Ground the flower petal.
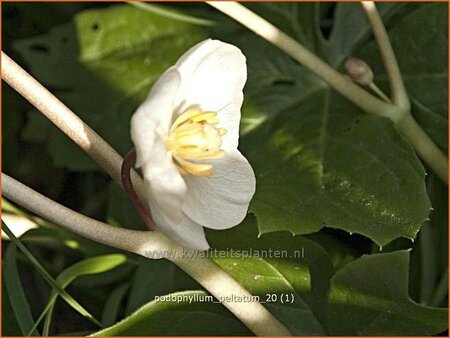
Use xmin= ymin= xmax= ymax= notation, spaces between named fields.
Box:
xmin=175 ymin=39 xmax=247 ymax=120
xmin=140 ymin=136 xmax=210 ymax=250
xmin=131 ymin=68 xmax=181 ymax=167
xmin=150 ymin=203 xmax=210 ymax=250
xmin=141 ymin=135 xmax=186 ymax=223
xmin=216 ymin=91 xmax=243 ymax=151
xmin=182 ymin=149 xmax=256 ymax=230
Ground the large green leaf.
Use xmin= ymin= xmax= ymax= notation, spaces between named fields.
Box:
xmin=358 ymin=3 xmax=448 ymax=151
xmin=247 ymin=93 xmax=430 ymax=247
xmin=327 ymin=251 xmax=448 ymax=335
xmin=206 ymin=216 xmax=335 ymax=335
xmin=210 ymin=3 xmax=432 ymax=246
xmin=14 ymin=5 xmax=204 ymax=170
xmin=93 ymin=290 xmax=252 ymax=336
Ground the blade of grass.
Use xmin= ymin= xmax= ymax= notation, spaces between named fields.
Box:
xmin=4 ymin=242 xmax=39 ymax=336
xmin=127 ymin=1 xmax=215 ymax=26
xmin=41 ymin=254 xmax=127 ymax=335
xmin=2 ymin=222 xmax=102 ymax=330
xmin=2 ymin=274 xmax=23 ymax=335
xmin=101 ymin=283 xmax=130 ymax=326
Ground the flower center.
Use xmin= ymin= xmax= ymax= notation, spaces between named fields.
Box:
xmin=165 ymin=107 xmax=226 ymax=176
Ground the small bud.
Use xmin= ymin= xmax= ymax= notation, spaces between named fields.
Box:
xmin=345 ymin=57 xmax=374 ymax=86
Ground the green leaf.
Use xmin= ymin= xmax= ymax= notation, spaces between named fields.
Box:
xmin=93 ymin=291 xmax=252 ymax=336
xmin=358 ymin=3 xmax=448 ymax=151
xmin=3 ymin=243 xmax=39 ymax=336
xmin=246 ymin=3 xmax=322 ymax=52
xmin=2 ymin=274 xmax=23 ymax=336
xmin=210 ymin=3 xmax=431 ymax=246
xmin=14 ymin=4 xmax=205 ymax=170
xmin=327 ymin=250 xmax=448 ymax=335
xmin=40 ymin=254 xmax=127 ymax=335
xmin=248 ymin=97 xmax=430 ymax=247
xmin=125 ymin=257 xmax=201 ymax=315
xmin=206 ymin=216 xmax=335 ymax=335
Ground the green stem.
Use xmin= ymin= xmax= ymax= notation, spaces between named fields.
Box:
xmin=397 ymin=114 xmax=448 ymax=183
xmin=361 ymin=2 xmax=409 ymax=109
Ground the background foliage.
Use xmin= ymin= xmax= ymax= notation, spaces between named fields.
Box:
xmin=2 ymin=2 xmax=448 ymax=336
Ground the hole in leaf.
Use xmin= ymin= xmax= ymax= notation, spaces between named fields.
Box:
xmin=91 ymin=22 xmax=100 ymax=31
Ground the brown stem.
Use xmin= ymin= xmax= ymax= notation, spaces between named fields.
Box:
xmin=121 ymin=148 xmax=156 ymax=230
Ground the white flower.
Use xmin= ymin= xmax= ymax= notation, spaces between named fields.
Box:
xmin=131 ymin=39 xmax=256 ymax=250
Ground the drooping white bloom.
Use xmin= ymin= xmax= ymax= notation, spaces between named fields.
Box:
xmin=131 ymin=39 xmax=256 ymax=250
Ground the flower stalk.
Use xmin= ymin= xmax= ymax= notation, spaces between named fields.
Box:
xmin=361 ymin=1 xmax=409 ymax=109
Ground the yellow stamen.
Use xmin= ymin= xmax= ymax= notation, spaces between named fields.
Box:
xmin=174 ymin=157 xmax=213 ymax=176
xmin=170 ymin=107 xmax=203 ymax=132
xmin=165 ymin=107 xmax=227 ymax=176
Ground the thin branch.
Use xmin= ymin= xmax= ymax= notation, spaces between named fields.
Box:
xmin=361 ymin=2 xmax=410 ymax=109
xmin=1 ymin=52 xmax=147 ymax=202
xmin=2 ymin=173 xmax=166 ymax=254
xmin=2 ymin=174 xmax=292 ymax=336
xmin=206 ymin=1 xmax=402 ymax=121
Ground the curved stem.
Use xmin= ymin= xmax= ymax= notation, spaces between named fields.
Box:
xmin=361 ymin=2 xmax=409 ymax=109
xmin=206 ymin=1 xmax=401 ymax=121
xmin=397 ymin=115 xmax=448 ymax=183
xmin=121 ymin=148 xmax=155 ymax=230
xmin=2 ymin=173 xmax=292 ymax=336
xmin=1 ymin=52 xmax=147 ymax=202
